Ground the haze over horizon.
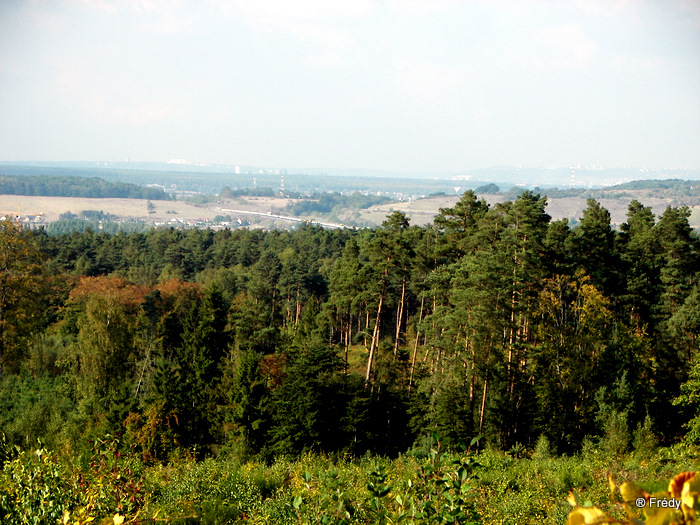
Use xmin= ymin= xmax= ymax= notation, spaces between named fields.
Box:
xmin=1 ymin=0 xmax=699 ymax=176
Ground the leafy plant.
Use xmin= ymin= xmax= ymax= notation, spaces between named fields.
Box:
xmin=565 ymin=471 xmax=700 ymax=525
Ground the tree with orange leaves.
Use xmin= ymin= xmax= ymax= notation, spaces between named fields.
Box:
xmin=66 ymin=276 xmax=148 ymax=403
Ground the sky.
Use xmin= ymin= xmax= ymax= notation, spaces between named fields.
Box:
xmin=1 ymin=0 xmax=699 ymax=173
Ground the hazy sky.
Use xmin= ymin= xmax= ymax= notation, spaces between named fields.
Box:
xmin=1 ymin=0 xmax=699 ymax=172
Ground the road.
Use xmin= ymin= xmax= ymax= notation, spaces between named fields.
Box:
xmin=218 ymin=208 xmax=346 ymax=229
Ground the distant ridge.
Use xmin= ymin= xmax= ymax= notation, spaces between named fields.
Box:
xmin=0 ymin=172 xmax=170 ymax=200
xmin=610 ymin=179 xmax=700 ymax=191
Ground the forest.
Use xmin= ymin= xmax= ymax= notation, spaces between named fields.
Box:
xmin=0 ymin=174 xmax=170 ymax=200
xmin=1 ymin=190 xmax=700 ymax=524
xmin=285 ymin=192 xmax=392 ymax=216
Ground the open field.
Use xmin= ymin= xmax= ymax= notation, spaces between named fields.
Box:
xmin=0 ymin=194 xmax=350 ymax=230
xmin=2 ymin=192 xmax=699 ymax=229
xmin=0 ymin=195 xmax=214 ymax=223
xmin=0 ymin=195 xmax=301 ymax=227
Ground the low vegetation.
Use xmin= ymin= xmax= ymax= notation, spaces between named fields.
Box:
xmin=1 ymin=433 xmax=698 ymax=524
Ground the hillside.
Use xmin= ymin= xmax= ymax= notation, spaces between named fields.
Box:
xmin=359 ymin=179 xmax=700 ymax=229
xmin=1 ymin=176 xmax=699 ymax=230
xmin=369 ymin=195 xmax=700 ymax=229
xmin=0 ymin=173 xmax=169 ymax=200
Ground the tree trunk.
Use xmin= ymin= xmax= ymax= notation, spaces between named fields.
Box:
xmin=408 ymin=295 xmax=425 ymax=392
xmin=365 ymin=291 xmax=384 ymax=386
xmin=393 ymin=274 xmax=407 ymax=356
xmin=344 ymin=316 xmax=351 ymax=373
xmin=479 ymin=377 xmax=488 ymax=435
xmin=365 ymin=267 xmax=389 ymax=386
xmin=468 ymin=333 xmax=475 ymax=405
xmin=294 ymin=294 xmax=302 ymax=328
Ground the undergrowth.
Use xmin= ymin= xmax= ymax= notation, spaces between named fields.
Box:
xmin=1 ymin=434 xmax=698 ymax=524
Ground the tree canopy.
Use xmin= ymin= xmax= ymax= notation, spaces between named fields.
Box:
xmin=1 ymin=193 xmax=699 ymax=459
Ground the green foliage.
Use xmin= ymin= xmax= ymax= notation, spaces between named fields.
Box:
xmin=595 ymin=372 xmax=634 ymax=458
xmin=399 ymin=436 xmax=481 ymax=524
xmin=45 ymin=219 xmax=150 ymax=236
xmin=0 ymin=173 xmax=169 ymax=199
xmin=675 ymin=352 xmax=700 ymax=444
xmin=0 ymin=437 xmax=143 ymax=524
xmin=613 ymin=178 xmax=700 ymax=193
xmin=2 ymin=192 xmax=700 ymax=514
xmin=0 ymin=446 xmax=72 ymax=524
xmin=0 ymin=220 xmax=45 ymax=374
xmin=147 ymin=457 xmax=265 ymax=522
xmin=0 ymin=372 xmax=75 ymax=450
xmin=1 ymin=435 xmax=699 ymax=525
xmin=285 ymin=436 xmax=480 ymax=525
xmin=473 ymin=183 xmax=500 ymax=194
xmin=286 ymin=192 xmax=391 ymax=217
xmin=268 ymin=341 xmax=348 ymax=455
xmin=633 ymin=414 xmax=658 ymax=459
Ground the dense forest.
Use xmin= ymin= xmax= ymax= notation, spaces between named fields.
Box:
xmin=0 ymin=174 xmax=170 ymax=200
xmin=1 ymin=190 xmax=700 ymax=523
xmin=613 ymin=179 xmax=700 ymax=193
xmin=2 ymin=189 xmax=699 ymax=455
xmin=285 ymin=192 xmax=392 ymax=216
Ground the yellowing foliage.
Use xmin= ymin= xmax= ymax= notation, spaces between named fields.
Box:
xmin=566 ymin=472 xmax=700 ymax=525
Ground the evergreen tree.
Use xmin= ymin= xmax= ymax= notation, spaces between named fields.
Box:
xmin=573 ymin=199 xmax=622 ymax=301
xmin=619 ymin=200 xmax=661 ymax=330
xmin=221 ymin=347 xmax=269 ymax=454
xmin=434 ymin=190 xmax=489 ymax=259
xmin=268 ymin=340 xmax=346 ymax=455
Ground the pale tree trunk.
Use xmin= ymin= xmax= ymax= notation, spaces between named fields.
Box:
xmin=408 ymin=295 xmax=425 ymax=392
xmin=344 ymin=315 xmax=352 ymax=373
xmin=365 ymin=268 xmax=388 ymax=386
xmin=507 ymin=275 xmax=517 ymax=399
xmin=479 ymin=341 xmax=492 ymax=435
xmin=479 ymin=377 xmax=488 ymax=435
xmin=393 ymin=274 xmax=407 ymax=356
xmin=365 ymin=292 xmax=384 ymax=385
xmin=364 ymin=309 xmax=370 ymax=346
xmin=468 ymin=333 xmax=475 ymax=405
xmin=294 ymin=294 xmax=302 ymax=328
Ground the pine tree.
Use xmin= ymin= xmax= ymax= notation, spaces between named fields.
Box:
xmin=573 ymin=199 xmax=621 ymax=301
xmin=619 ymin=200 xmax=661 ymax=330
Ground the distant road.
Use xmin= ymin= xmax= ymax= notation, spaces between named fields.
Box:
xmin=218 ymin=208 xmax=346 ymax=229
